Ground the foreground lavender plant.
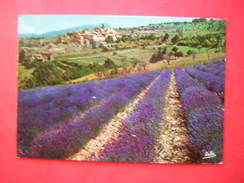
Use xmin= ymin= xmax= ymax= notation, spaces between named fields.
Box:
xmin=98 ymin=70 xmax=171 ymax=162
xmin=185 ymin=66 xmax=224 ymax=97
xmin=18 ymin=79 xmax=125 ymax=152
xmin=175 ymin=68 xmax=223 ymax=163
xmin=195 ymin=60 xmax=225 ymax=78
xmin=19 ymin=71 xmax=160 ymax=158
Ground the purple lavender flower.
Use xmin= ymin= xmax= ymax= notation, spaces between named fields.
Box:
xmin=175 ymin=67 xmax=223 ymax=163
xmin=98 ymin=70 xmax=171 ymax=163
xmin=18 ymin=71 xmax=160 ymax=158
xmin=186 ymin=66 xmax=224 ymax=97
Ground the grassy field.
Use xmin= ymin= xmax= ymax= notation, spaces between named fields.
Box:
xmin=18 ymin=43 xmax=225 ymax=90
xmin=54 ymin=44 xmax=224 ymax=67
xmin=66 ymin=50 xmax=225 ymax=84
xmin=54 ymin=47 xmax=153 ymax=66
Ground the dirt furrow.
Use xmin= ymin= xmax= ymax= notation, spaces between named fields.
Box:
xmin=67 ymin=74 xmax=162 ymax=161
xmin=153 ymin=72 xmax=191 ymax=163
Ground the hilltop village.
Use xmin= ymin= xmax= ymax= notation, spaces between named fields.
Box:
xmin=57 ymin=25 xmax=122 ymax=48
xmin=20 ymin=24 xmax=165 ymax=57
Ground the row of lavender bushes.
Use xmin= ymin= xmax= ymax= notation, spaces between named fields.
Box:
xmin=18 ymin=71 xmax=160 ymax=158
xmin=185 ymin=65 xmax=224 ymax=98
xmin=175 ymin=67 xmax=224 ymax=163
xmin=195 ymin=60 xmax=225 ymax=79
xmin=18 ymin=60 xmax=225 ymax=163
xmin=18 ymin=77 xmax=133 ymax=156
xmin=97 ymin=70 xmax=171 ymax=163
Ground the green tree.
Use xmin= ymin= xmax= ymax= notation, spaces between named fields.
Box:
xmin=19 ymin=49 xmax=32 ymax=67
xmin=171 ymin=35 xmax=180 ymax=44
xmin=187 ymin=50 xmax=193 ymax=56
xmin=172 ymin=46 xmax=178 ymax=52
xmin=31 ymin=61 xmax=64 ymax=87
xmin=116 ymin=38 xmax=121 ymax=43
xmin=121 ymin=35 xmax=133 ymax=42
xmin=175 ymin=51 xmax=183 ymax=57
xmin=105 ymin=36 xmax=114 ymax=43
xmin=149 ymin=48 xmax=167 ymax=63
xmin=161 ymin=33 xmax=169 ymax=42
xmin=103 ymin=58 xmax=116 ymax=69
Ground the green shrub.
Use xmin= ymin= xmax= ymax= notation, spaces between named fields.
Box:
xmin=172 ymin=46 xmax=178 ymax=52
xmin=175 ymin=51 xmax=184 ymax=57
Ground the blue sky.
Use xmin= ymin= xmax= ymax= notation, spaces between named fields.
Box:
xmin=18 ymin=15 xmax=196 ymax=34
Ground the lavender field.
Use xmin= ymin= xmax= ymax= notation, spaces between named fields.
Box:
xmin=18 ymin=60 xmax=225 ymax=164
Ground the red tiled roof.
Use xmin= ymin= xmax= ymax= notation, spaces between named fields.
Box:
xmin=41 ymin=52 xmax=53 ymax=55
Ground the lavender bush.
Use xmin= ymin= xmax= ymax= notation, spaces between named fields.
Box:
xmin=98 ymin=70 xmax=171 ymax=162
xmin=175 ymin=68 xmax=223 ymax=163
xmin=195 ymin=60 xmax=225 ymax=78
xmin=19 ymin=71 xmax=160 ymax=158
xmin=185 ymin=66 xmax=224 ymax=97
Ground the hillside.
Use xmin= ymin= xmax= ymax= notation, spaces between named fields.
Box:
xmin=19 ymin=23 xmax=110 ymax=38
xmin=18 ymin=18 xmax=226 ymax=90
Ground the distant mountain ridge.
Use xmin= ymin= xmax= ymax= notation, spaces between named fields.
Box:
xmin=19 ymin=24 xmax=111 ymax=38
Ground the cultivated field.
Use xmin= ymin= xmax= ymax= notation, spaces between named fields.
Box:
xmin=18 ymin=60 xmax=225 ymax=163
